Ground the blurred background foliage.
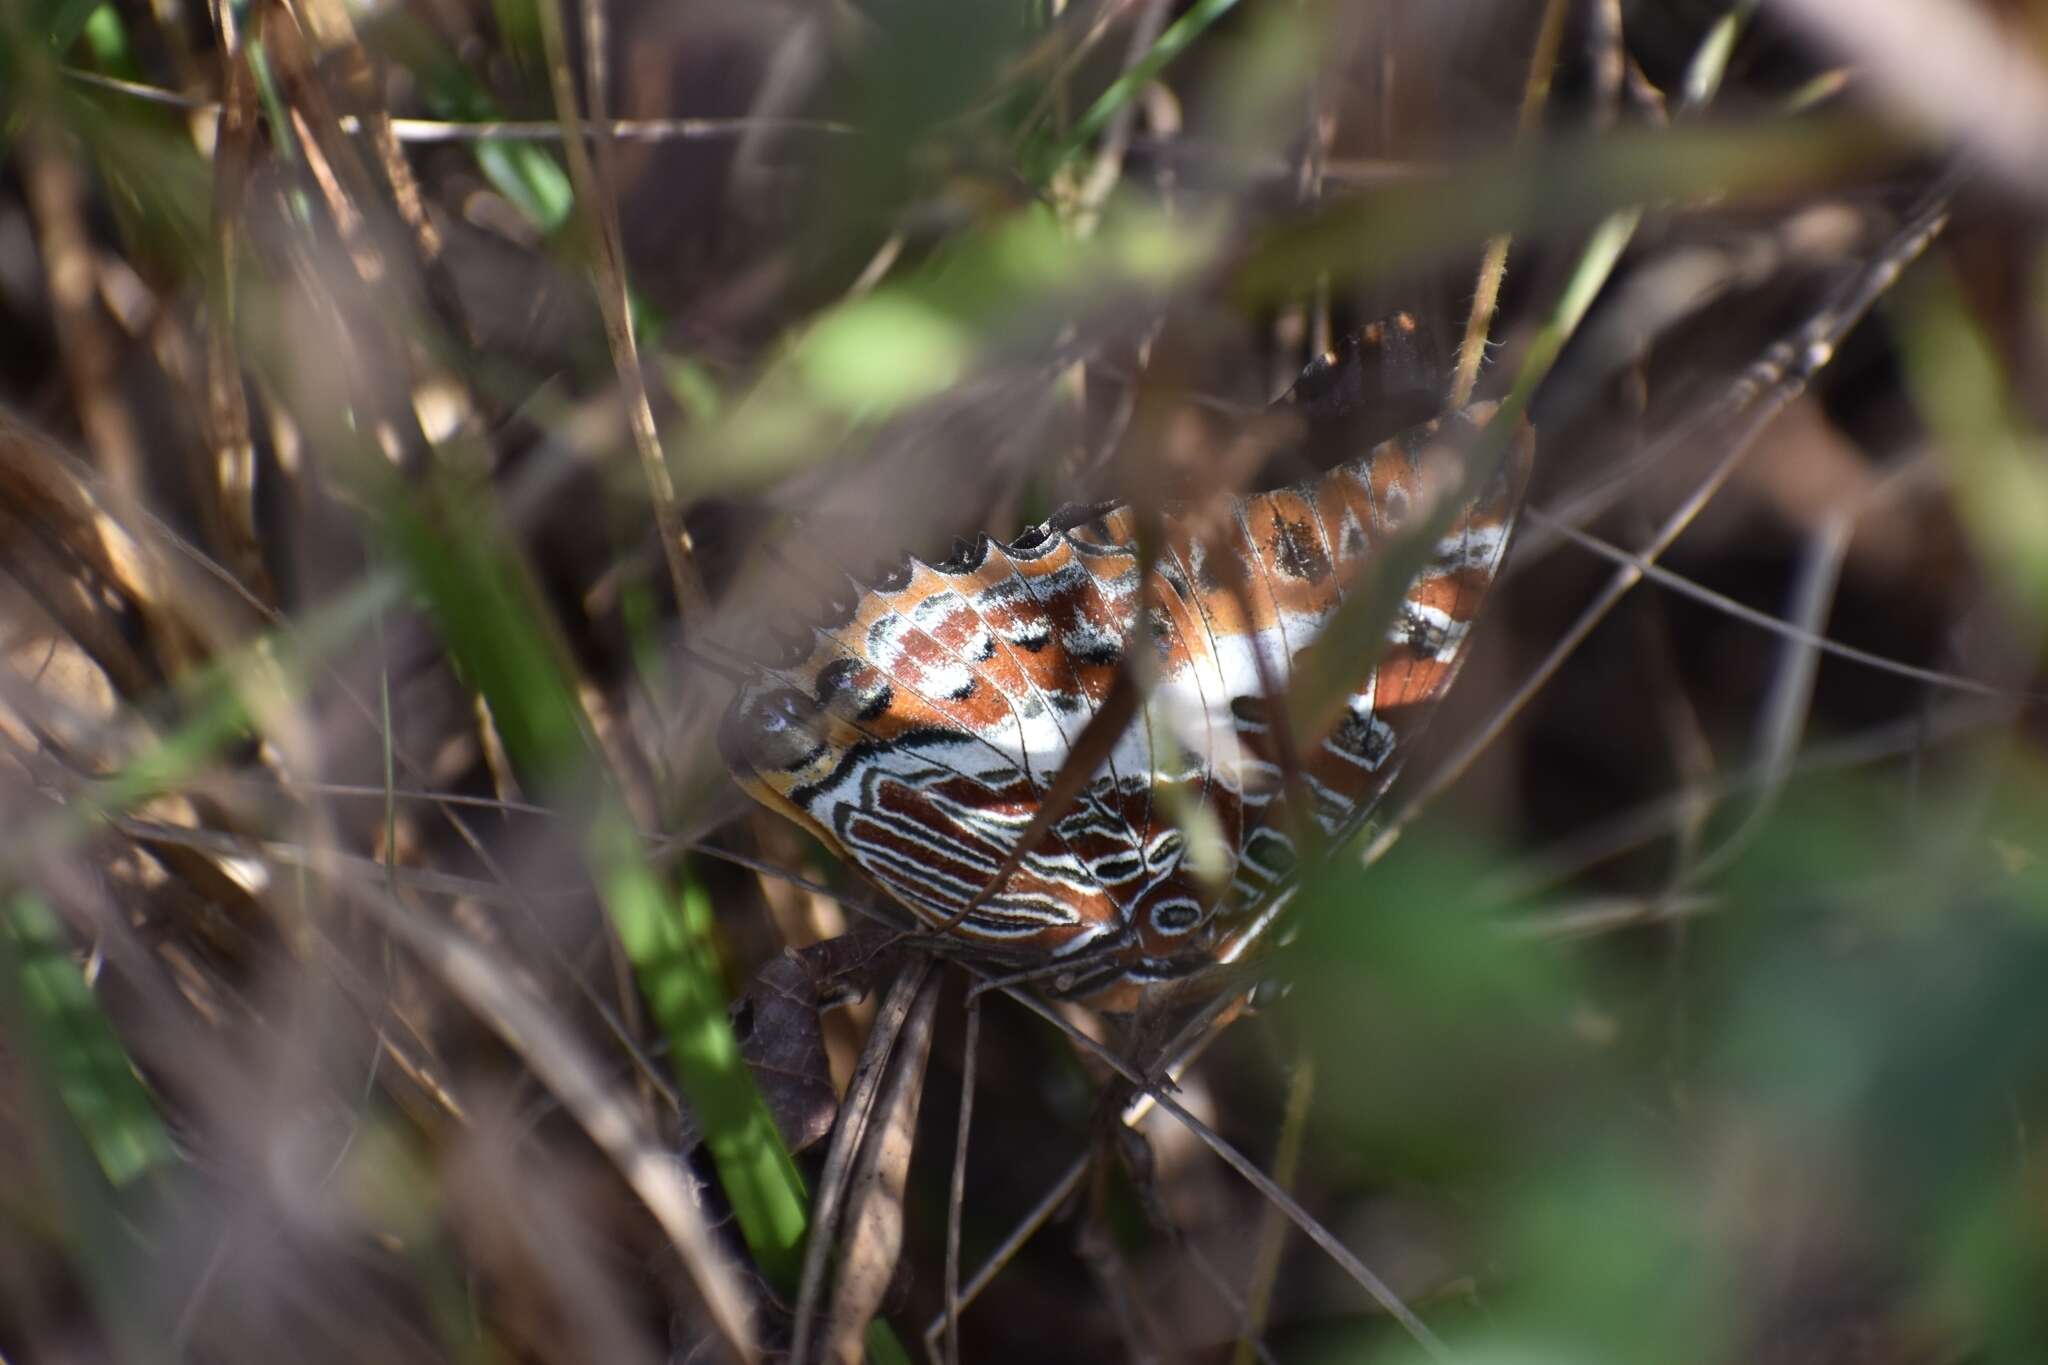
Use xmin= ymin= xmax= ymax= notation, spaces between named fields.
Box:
xmin=0 ymin=0 xmax=2043 ymax=1361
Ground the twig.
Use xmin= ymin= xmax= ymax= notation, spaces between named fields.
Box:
xmin=61 ymin=65 xmax=855 ymax=140
xmin=1447 ymin=0 xmax=1570 ymax=407
xmin=340 ymin=878 xmax=760 ymax=1361
xmin=532 ymin=0 xmax=708 ymax=621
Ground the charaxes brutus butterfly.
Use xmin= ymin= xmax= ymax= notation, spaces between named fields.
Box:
xmin=719 ymin=320 xmax=1533 ymax=1010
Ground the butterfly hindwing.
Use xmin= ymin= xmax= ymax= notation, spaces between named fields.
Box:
xmin=720 ymin=331 xmax=1531 ymax=1006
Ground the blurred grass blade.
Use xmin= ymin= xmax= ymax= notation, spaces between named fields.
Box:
xmin=1235 ymin=116 xmax=1895 ymax=303
xmin=685 ymin=201 xmax=1223 ymax=492
xmin=1896 ymin=265 xmax=2048 ymax=623
xmin=2 ymin=892 xmax=173 ymax=1187
xmin=39 ymin=0 xmax=109 ymax=54
xmin=1033 ymin=0 xmax=1238 ymax=180
xmin=377 ymin=464 xmax=811 ymax=1280
xmin=373 ymin=13 xmax=574 ymax=231
xmin=7 ymin=573 xmax=397 ymax=878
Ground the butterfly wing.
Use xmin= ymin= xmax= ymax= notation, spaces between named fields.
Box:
xmin=719 ymin=334 xmax=1531 ymax=1006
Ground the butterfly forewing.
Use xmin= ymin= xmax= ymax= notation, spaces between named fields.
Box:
xmin=719 ymin=341 xmax=1532 ymax=1008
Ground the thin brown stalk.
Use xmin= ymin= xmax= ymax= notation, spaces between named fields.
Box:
xmin=1448 ymin=0 xmax=1570 ymax=407
xmin=926 ymin=1155 xmax=1088 ymax=1362
xmin=823 ymin=968 xmax=943 ymax=1363
xmin=532 ymin=0 xmax=708 ymax=622
xmin=922 ymin=989 xmax=1243 ymax=1355
xmin=280 ymin=0 xmax=472 ymax=341
xmin=63 ymin=68 xmax=859 ymax=140
xmin=1070 ymin=0 xmax=1170 ymax=232
xmin=17 ymin=134 xmax=148 ymax=510
xmin=1530 ymin=512 xmax=2019 ymax=702
xmin=1484 ymin=701 xmax=2002 ymax=906
xmin=262 ymin=5 xmax=389 ymax=285
xmin=998 ymin=985 xmax=1457 ymax=1363
xmin=941 ymin=991 xmax=980 ymax=1365
xmin=202 ymin=0 xmax=272 ymax=603
xmin=341 ymin=878 xmax=760 ymax=1362
xmin=1372 ymin=176 xmax=1959 ymax=866
xmin=1230 ymin=1052 xmax=1315 ymax=1365
xmin=790 ymin=961 xmax=936 ymax=1365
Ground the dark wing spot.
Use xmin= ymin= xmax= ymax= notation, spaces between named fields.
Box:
xmin=1241 ymin=827 xmax=1296 ymax=881
xmin=1065 ymin=630 xmax=1123 ymax=668
xmin=1092 ymin=853 xmax=1143 ymax=884
xmin=1144 ymin=607 xmax=1176 ymax=658
xmin=1384 ymin=484 xmax=1411 ymax=527
xmin=1006 ymin=618 xmax=1051 ymax=652
xmin=1403 ymin=605 xmax=1449 ymax=656
xmin=815 ymin=656 xmax=861 ymax=704
xmin=1332 ymin=706 xmax=1396 ymax=768
xmin=855 ymin=682 xmax=895 ymax=722
xmin=1271 ymin=517 xmax=1331 ymax=583
xmin=1160 ymin=564 xmax=1192 ymax=603
xmin=720 ymin=687 xmax=828 ymax=774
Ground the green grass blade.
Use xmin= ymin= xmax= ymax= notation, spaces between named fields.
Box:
xmin=1031 ymin=0 xmax=1239 ymax=180
xmin=2 ymin=892 xmax=174 ymax=1187
xmin=376 ymin=463 xmax=811 ymax=1280
xmin=372 ymin=14 xmax=573 ymax=231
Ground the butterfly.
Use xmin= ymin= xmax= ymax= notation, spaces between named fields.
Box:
xmin=718 ymin=318 xmax=1532 ymax=1010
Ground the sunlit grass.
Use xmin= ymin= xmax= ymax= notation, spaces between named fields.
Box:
xmin=0 ymin=0 xmax=2033 ymax=1361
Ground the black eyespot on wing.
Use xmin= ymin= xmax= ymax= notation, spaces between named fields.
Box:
xmin=815 ymin=656 xmax=862 ymax=704
xmin=1229 ymin=695 xmax=1270 ymax=734
xmin=1241 ymin=828 xmax=1296 ymax=883
xmin=720 ymin=686 xmax=828 ymax=775
xmin=812 ymin=655 xmax=894 ymax=724
xmin=1383 ymin=483 xmax=1411 ymax=528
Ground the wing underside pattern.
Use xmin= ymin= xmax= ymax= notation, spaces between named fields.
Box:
xmin=719 ymin=378 xmax=1532 ymax=1008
